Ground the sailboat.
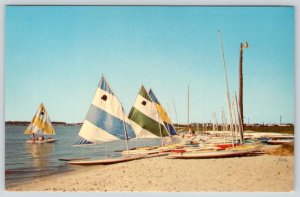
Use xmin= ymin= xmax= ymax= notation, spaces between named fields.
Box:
xmin=24 ymin=103 xmax=58 ymax=143
xmin=128 ymin=85 xmax=169 ymax=140
xmin=166 ymin=146 xmax=261 ymax=159
xmin=122 ymin=85 xmax=181 ymax=155
xmin=69 ymin=75 xmax=146 ymax=165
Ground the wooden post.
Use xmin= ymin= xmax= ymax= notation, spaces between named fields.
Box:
xmin=239 ymin=43 xmax=244 ymax=131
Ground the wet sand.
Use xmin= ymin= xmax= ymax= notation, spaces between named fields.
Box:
xmin=6 ymin=152 xmax=294 ymax=192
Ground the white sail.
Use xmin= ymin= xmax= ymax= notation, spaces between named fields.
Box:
xmin=74 ymin=75 xmax=136 ymax=145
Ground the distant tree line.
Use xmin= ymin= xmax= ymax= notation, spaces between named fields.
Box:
xmin=5 ymin=121 xmax=82 ymax=126
xmin=174 ymin=123 xmax=294 ymax=134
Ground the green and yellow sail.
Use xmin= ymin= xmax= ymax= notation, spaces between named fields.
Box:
xmin=128 ymin=86 xmax=169 ymax=138
xmin=148 ymin=89 xmax=178 ymax=136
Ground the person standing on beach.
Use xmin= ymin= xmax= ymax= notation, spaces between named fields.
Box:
xmin=188 ymin=125 xmax=195 ymax=137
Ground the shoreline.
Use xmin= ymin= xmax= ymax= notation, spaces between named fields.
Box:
xmin=5 ymin=165 xmax=76 ymax=189
xmin=6 ymin=153 xmax=294 ymax=192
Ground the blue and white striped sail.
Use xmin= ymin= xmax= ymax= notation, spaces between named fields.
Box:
xmin=148 ymin=89 xmax=178 ymax=136
xmin=74 ymin=76 xmax=136 ymax=145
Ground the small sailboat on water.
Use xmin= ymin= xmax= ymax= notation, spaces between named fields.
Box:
xmin=69 ymin=75 xmax=146 ymax=165
xmin=24 ymin=103 xmax=58 ymax=143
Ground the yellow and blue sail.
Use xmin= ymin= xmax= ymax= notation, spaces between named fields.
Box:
xmin=128 ymin=85 xmax=169 ymax=138
xmin=24 ymin=103 xmax=55 ymax=135
xmin=148 ymin=89 xmax=178 ymax=136
xmin=74 ymin=76 xmax=136 ymax=145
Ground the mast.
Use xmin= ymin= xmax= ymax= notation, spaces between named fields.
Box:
xmin=221 ymin=109 xmax=225 ymax=131
xmin=147 ymin=88 xmax=166 ymax=146
xmin=166 ymin=102 xmax=172 ymax=133
xmin=104 ymin=75 xmax=131 ymax=153
xmin=280 ymin=115 xmax=282 ymax=125
xmin=121 ymin=106 xmax=130 ymax=155
xmin=212 ymin=112 xmax=215 ymax=132
xmin=167 ymin=102 xmax=171 ymax=119
xmin=173 ymin=100 xmax=179 ymax=129
xmin=231 ymin=97 xmax=238 ymax=142
xmin=218 ymin=30 xmax=235 ymax=148
xmin=187 ymin=85 xmax=190 ymax=128
xmin=156 ymin=109 xmax=164 ymax=146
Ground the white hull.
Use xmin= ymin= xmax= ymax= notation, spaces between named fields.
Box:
xmin=26 ymin=139 xmax=58 ymax=144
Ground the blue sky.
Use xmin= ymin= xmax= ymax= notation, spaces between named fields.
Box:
xmin=5 ymin=6 xmax=294 ymax=124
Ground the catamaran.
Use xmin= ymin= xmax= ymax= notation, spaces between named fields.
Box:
xmin=69 ymin=75 xmax=146 ymax=165
xmin=24 ymin=103 xmax=58 ymax=143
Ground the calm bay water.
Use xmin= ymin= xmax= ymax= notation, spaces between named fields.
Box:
xmin=5 ymin=126 xmax=161 ymax=186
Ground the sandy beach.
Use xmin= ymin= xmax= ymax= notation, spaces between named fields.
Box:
xmin=6 ymin=151 xmax=294 ymax=192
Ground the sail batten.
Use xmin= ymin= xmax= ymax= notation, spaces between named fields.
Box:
xmin=74 ymin=75 xmax=136 ymax=145
xmin=74 ymin=134 xmax=93 ymax=145
xmin=24 ymin=103 xmax=55 ymax=135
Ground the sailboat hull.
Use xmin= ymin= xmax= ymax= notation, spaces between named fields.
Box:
xmin=68 ymin=155 xmax=146 ymax=165
xmin=26 ymin=139 xmax=58 ymax=144
xmin=166 ymin=148 xmax=259 ymax=159
xmin=266 ymin=139 xmax=294 ymax=145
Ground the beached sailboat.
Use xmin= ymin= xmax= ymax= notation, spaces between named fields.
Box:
xmin=126 ymin=86 xmax=185 ymax=154
xmin=166 ymin=31 xmax=260 ymax=158
xmin=166 ymin=147 xmax=260 ymax=159
xmin=266 ymin=139 xmax=294 ymax=145
xmin=24 ymin=103 xmax=58 ymax=143
xmin=70 ymin=75 xmax=146 ymax=165
xmin=128 ymin=85 xmax=169 ymax=139
xmin=119 ymin=85 xmax=176 ymax=155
